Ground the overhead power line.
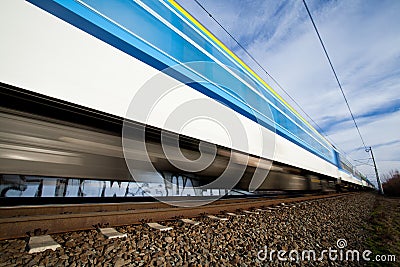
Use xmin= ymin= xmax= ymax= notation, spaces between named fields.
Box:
xmin=192 ymin=0 xmax=367 ymax=168
xmin=302 ymin=0 xmax=367 ymax=150
xmin=192 ymin=0 xmax=336 ymax=145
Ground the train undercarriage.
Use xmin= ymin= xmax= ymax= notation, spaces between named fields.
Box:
xmin=0 ymin=83 xmax=367 ymax=202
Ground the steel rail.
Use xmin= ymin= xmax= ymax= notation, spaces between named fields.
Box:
xmin=0 ymin=192 xmax=354 ymax=240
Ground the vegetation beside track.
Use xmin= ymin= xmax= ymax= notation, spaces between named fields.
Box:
xmin=363 ymin=195 xmax=400 ymax=266
xmin=382 ymin=170 xmax=400 ymax=197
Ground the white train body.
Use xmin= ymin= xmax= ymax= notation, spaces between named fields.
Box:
xmin=0 ymin=0 xmax=374 ymax=194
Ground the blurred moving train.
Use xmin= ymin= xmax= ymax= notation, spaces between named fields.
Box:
xmin=0 ymin=0 xmax=374 ymax=198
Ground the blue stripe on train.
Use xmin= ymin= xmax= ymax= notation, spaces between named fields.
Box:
xmin=27 ymin=0 xmax=337 ymax=167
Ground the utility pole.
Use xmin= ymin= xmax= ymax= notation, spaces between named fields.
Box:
xmin=365 ymin=146 xmax=384 ymax=194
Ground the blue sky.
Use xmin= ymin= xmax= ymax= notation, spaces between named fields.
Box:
xmin=177 ymin=0 xmax=400 ymax=183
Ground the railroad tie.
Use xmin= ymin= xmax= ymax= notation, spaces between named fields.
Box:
xmin=255 ymin=208 xmax=268 ymax=212
xmin=226 ymin=212 xmax=245 ymax=217
xmin=99 ymin=228 xmax=127 ymax=239
xmin=180 ymin=219 xmax=200 ymax=225
xmin=28 ymin=235 xmax=61 ymax=254
xmin=207 ymin=215 xmax=228 ymax=221
xmin=147 ymin=223 xmax=173 ymax=231
xmin=243 ymin=210 xmax=259 ymax=214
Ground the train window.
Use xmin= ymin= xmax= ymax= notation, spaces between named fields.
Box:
xmin=340 ymin=159 xmax=353 ymax=174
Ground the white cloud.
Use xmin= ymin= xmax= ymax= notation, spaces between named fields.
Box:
xmin=178 ymin=0 xmax=400 ymax=180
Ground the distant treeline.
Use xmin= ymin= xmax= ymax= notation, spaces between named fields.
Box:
xmin=382 ymin=170 xmax=400 ymax=197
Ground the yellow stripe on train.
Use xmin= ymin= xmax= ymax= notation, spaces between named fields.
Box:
xmin=168 ymin=0 xmax=327 ymax=141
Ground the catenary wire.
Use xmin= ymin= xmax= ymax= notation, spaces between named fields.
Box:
xmin=191 ymin=0 xmax=374 ymax=183
xmin=191 ymin=0 xmax=360 ymax=161
xmin=192 ymin=0 xmax=339 ymax=143
xmin=302 ymin=0 xmax=368 ymax=151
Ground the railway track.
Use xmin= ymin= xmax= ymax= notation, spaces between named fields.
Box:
xmin=0 ymin=192 xmax=354 ymax=240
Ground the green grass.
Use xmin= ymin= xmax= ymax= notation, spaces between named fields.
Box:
xmin=363 ymin=196 xmax=400 ymax=266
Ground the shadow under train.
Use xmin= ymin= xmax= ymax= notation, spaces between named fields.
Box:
xmin=0 ymin=110 xmax=333 ymax=194
xmin=0 ymin=86 xmax=335 ymax=195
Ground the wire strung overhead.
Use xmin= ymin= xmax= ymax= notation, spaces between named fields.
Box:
xmin=192 ymin=0 xmax=347 ymax=153
xmin=192 ymin=0 xmax=372 ymax=171
xmin=193 ymin=1 xmax=331 ymax=138
xmin=302 ymin=0 xmax=367 ymax=151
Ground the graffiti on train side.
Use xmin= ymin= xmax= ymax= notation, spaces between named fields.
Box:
xmin=0 ymin=175 xmax=228 ymax=197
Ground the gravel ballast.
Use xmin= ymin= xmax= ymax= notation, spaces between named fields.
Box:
xmin=0 ymin=193 xmax=377 ymax=266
